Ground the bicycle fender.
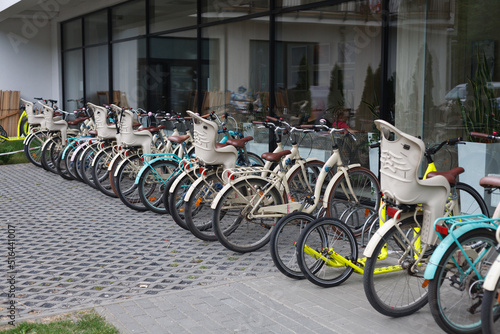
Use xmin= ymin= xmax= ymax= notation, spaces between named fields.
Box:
xmin=23 ymin=133 xmax=33 ymax=145
xmin=134 ymin=156 xmax=179 ymax=184
xmin=210 ymin=182 xmax=234 ymax=210
xmin=169 ymin=170 xmax=191 ymax=194
xmin=71 ymin=143 xmax=88 ymax=162
xmin=321 ymin=164 xmax=362 ymax=208
xmin=40 ymin=138 xmax=53 ymax=152
xmin=113 ymin=154 xmax=137 ymax=177
xmin=483 ymin=254 xmax=500 ymax=291
xmin=209 ymin=176 xmax=272 ymax=210
xmin=61 ymin=143 xmax=74 ymax=160
xmin=183 ymin=175 xmax=209 ymax=202
xmin=90 ymin=148 xmax=105 ymax=167
xmin=108 ymin=153 xmax=123 ymax=173
xmin=423 ymin=223 xmax=497 ymax=280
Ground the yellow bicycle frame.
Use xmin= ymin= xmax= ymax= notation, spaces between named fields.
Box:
xmin=0 ymin=109 xmax=28 ymax=142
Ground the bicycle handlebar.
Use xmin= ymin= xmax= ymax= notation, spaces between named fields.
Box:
xmin=470 ymin=132 xmax=500 ymax=141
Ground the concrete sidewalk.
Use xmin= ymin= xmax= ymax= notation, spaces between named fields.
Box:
xmin=0 ymin=163 xmax=443 ymax=333
xmin=94 ymin=273 xmax=443 ymax=334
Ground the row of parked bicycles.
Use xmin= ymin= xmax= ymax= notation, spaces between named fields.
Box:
xmin=19 ymin=97 xmax=500 ymax=333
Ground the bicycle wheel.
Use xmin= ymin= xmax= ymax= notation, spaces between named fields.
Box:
xmin=168 ymin=171 xmax=195 ymax=230
xmin=138 ymin=158 xmax=178 ymax=214
xmin=286 ymin=160 xmax=329 ymax=205
xmin=41 ymin=137 xmax=60 ymax=174
xmin=456 ymin=182 xmax=489 ymax=216
xmin=162 ymin=172 xmax=181 ymax=215
xmin=55 ymin=150 xmax=73 ymax=180
xmin=237 ymin=151 xmax=265 ymax=167
xmin=92 ymin=147 xmax=117 ymax=197
xmin=24 ymin=131 xmax=48 ymax=167
xmin=482 ymin=269 xmax=500 ymax=334
xmin=296 ymin=217 xmax=358 ymax=287
xmin=269 ymin=212 xmax=316 ymax=279
xmin=59 ymin=145 xmax=77 ymax=180
xmin=185 ymin=173 xmax=224 ymax=241
xmin=71 ymin=146 xmax=86 ymax=182
xmin=0 ymin=124 xmax=7 ymax=143
xmin=80 ymin=143 xmax=99 ymax=189
xmin=326 ymin=167 xmax=380 ymax=236
xmin=212 ymin=177 xmax=284 ymax=253
xmin=115 ymin=154 xmax=147 ymax=211
xmin=428 ymin=228 xmax=497 ymax=334
xmin=363 ymin=215 xmax=428 ymax=317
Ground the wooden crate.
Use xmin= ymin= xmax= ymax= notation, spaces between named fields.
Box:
xmin=0 ymin=90 xmax=21 ymax=137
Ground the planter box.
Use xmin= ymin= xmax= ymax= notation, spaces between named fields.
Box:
xmin=458 ymin=142 xmax=500 ymax=214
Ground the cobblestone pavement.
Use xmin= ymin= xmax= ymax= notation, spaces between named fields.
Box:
xmin=0 ymin=163 xmax=277 ymax=323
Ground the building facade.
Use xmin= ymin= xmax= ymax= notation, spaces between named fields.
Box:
xmin=1 ymin=0 xmax=500 ymax=171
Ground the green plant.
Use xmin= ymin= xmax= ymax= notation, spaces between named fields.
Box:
xmin=459 ymin=52 xmax=499 ymax=141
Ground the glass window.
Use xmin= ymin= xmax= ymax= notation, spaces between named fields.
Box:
xmin=149 ymin=32 xmax=198 ymax=113
xmin=62 ymin=19 xmax=82 ymax=50
xmin=275 ymin=3 xmax=382 ymax=164
xmin=112 ymin=39 xmax=147 ymax=109
xmin=85 ymin=46 xmax=109 ymax=106
xmin=84 ymin=10 xmax=108 ymax=45
xmin=202 ymin=19 xmax=270 ymax=155
xmin=201 ymin=0 xmax=269 ymax=23
xmin=112 ymin=0 xmax=146 ymax=40
xmin=63 ymin=50 xmax=83 ymax=110
xmin=150 ymin=0 xmax=197 ymax=33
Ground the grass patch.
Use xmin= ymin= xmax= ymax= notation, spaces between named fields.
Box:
xmin=0 ymin=310 xmax=118 ymax=334
xmin=0 ymin=141 xmax=28 ymax=165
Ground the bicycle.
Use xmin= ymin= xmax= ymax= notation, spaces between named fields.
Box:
xmin=356 ymin=120 xmax=496 ymax=320
xmin=182 ymin=116 xmax=327 ymax=242
xmin=0 ymin=97 xmax=36 ymax=143
xmin=167 ymin=111 xmax=265 ymax=233
xmin=422 ymin=132 xmax=500 ymax=334
xmin=210 ymin=121 xmax=380 ymax=253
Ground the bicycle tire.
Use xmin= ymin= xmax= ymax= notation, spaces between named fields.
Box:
xmin=481 ymin=270 xmax=500 ymax=334
xmin=24 ymin=131 xmax=48 ymax=167
xmin=162 ymin=172 xmax=181 ymax=215
xmin=41 ymin=138 xmax=60 ymax=174
xmin=115 ymin=154 xmax=147 ymax=211
xmin=92 ymin=147 xmax=117 ymax=197
xmin=60 ymin=144 xmax=77 ymax=180
xmin=185 ymin=172 xmax=224 ymax=241
xmin=168 ymin=171 xmax=196 ymax=230
xmin=138 ymin=158 xmax=178 ymax=214
xmin=269 ymin=212 xmax=316 ymax=279
xmin=296 ymin=217 xmax=358 ymax=287
xmin=363 ymin=215 xmax=428 ymax=317
xmin=0 ymin=124 xmax=7 ymax=143
xmin=71 ymin=146 xmax=86 ymax=182
xmin=237 ymin=151 xmax=265 ymax=167
xmin=455 ymin=182 xmax=490 ymax=217
xmin=286 ymin=160 xmax=330 ymax=208
xmin=212 ymin=177 xmax=284 ymax=253
xmin=326 ymin=167 xmax=380 ymax=236
xmin=48 ymin=137 xmax=64 ymax=174
xmin=20 ymin=117 xmax=29 ymax=137
xmin=55 ymin=150 xmax=74 ymax=180
xmin=428 ymin=228 xmax=497 ymax=334
xmin=80 ymin=143 xmax=99 ymax=189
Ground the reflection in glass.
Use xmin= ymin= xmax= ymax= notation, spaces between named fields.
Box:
xmin=201 ymin=0 xmax=269 ymax=23
xmin=150 ymin=0 xmax=197 ymax=33
xmin=62 ymin=19 xmax=82 ymax=50
xmin=112 ymin=0 xmax=146 ymax=40
xmin=149 ymin=33 xmax=198 ymax=113
xmin=85 ymin=46 xmax=109 ymax=106
xmin=85 ymin=10 xmax=108 ymax=46
xmin=112 ymin=39 xmax=147 ymax=109
xmin=63 ymin=50 xmax=83 ymax=111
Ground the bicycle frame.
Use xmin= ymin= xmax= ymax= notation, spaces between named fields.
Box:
xmin=0 ymin=109 xmax=28 ymax=141
xmin=211 ymin=144 xmax=360 ymax=218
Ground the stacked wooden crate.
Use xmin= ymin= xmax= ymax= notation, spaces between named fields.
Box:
xmin=0 ymin=91 xmax=21 ymax=137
